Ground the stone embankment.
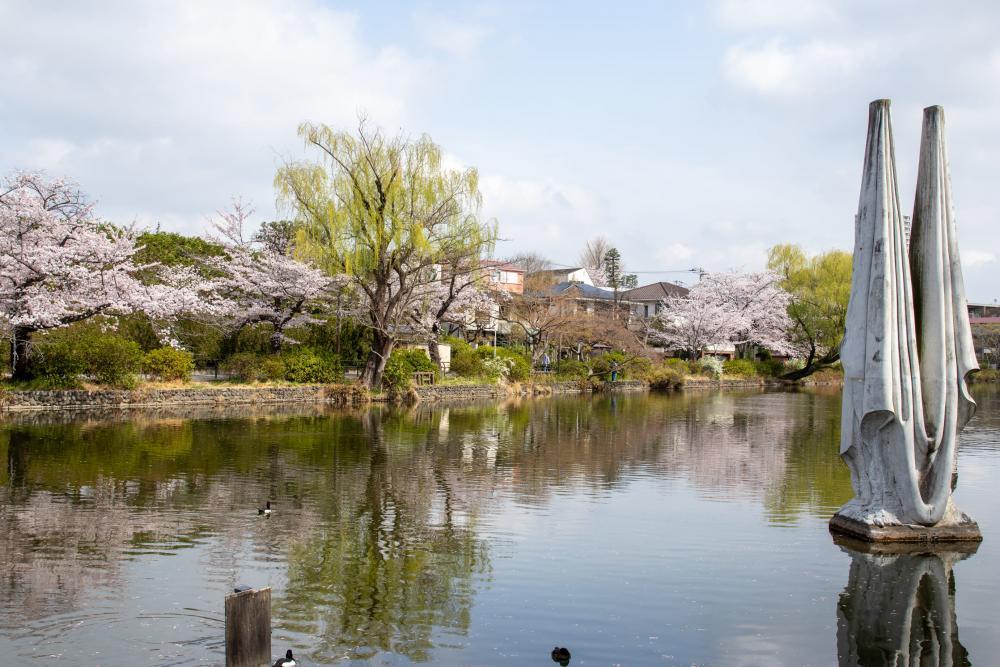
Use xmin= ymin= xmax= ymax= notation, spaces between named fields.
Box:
xmin=0 ymin=380 xmax=650 ymax=412
xmin=682 ymin=377 xmax=786 ymax=389
xmin=413 ymin=379 xmax=648 ymax=402
xmin=0 ymin=385 xmax=368 ymax=412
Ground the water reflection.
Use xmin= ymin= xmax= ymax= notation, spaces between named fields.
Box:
xmin=0 ymin=390 xmax=993 ymax=664
xmin=835 ymin=537 xmax=976 ymax=667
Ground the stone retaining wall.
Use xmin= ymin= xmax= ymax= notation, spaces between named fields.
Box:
xmin=0 ymin=385 xmax=368 ymax=412
xmin=0 ymin=378 xmax=651 ymax=412
xmin=682 ymin=377 xmax=786 ymax=389
xmin=413 ymin=379 xmax=647 ymax=403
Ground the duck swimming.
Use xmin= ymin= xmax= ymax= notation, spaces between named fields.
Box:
xmin=258 ymin=501 xmax=272 ymax=516
xmin=272 ymin=649 xmax=296 ymax=667
xmin=551 ymin=646 xmax=571 ymax=665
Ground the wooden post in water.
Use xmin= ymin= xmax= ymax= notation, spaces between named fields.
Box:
xmin=225 ymin=586 xmax=271 ymax=667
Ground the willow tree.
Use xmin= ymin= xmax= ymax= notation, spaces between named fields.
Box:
xmin=276 ymin=120 xmax=496 ymax=388
xmin=767 ymin=243 xmax=852 ymax=379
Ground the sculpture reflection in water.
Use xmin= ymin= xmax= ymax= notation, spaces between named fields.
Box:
xmin=835 ymin=537 xmax=976 ymax=666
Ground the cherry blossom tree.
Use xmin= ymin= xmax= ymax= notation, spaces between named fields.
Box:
xmin=652 ymin=297 xmax=746 ymax=358
xmin=695 ymin=271 xmax=795 ymax=357
xmin=205 ymin=200 xmax=338 ymax=353
xmin=652 ymin=271 xmax=794 ymax=358
xmin=0 ymin=171 xmax=210 ymax=379
xmin=406 ymin=265 xmax=504 ymax=366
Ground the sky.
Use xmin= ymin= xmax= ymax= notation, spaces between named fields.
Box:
xmin=2 ymin=0 xmax=999 ymax=299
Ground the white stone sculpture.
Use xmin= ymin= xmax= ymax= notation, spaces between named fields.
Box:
xmin=832 ymin=100 xmax=981 ymax=541
xmin=836 ymin=539 xmax=974 ymax=665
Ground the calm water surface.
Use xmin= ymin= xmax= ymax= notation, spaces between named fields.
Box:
xmin=1 ymin=388 xmax=998 ymax=666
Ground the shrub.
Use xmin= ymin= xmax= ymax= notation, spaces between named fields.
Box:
xmin=589 ymin=351 xmax=651 ymax=381
xmin=222 ymin=352 xmax=264 ymax=382
xmin=382 ymin=347 xmax=437 ymax=392
xmin=259 ymin=357 xmax=287 ymax=381
xmin=648 ymin=365 xmax=685 ymax=391
xmin=90 ymin=337 xmax=143 ymax=388
xmin=723 ymin=358 xmax=757 ymax=378
xmin=753 ymin=358 xmax=785 ymax=378
xmin=475 ymin=346 xmax=531 ymax=382
xmin=143 ymin=347 xmax=195 ymax=382
xmin=663 ymin=357 xmax=689 ymax=375
xmin=441 ymin=335 xmax=472 ymax=357
xmin=972 ymin=368 xmax=1000 ymax=383
xmin=698 ymin=356 xmax=724 ymax=378
xmin=31 ymin=328 xmax=142 ymax=388
xmin=282 ymin=347 xmax=341 ymax=383
xmin=784 ymin=358 xmax=806 ymax=372
xmin=553 ymin=359 xmax=588 ymax=380
xmin=451 ymin=349 xmax=484 ymax=377
xmin=29 ymin=338 xmax=86 ymax=388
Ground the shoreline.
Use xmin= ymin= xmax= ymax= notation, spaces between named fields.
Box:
xmin=0 ymin=380 xmax=650 ymax=413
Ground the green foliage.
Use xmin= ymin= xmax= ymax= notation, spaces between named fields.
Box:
xmin=287 ymin=317 xmax=372 ymax=366
xmin=441 ymin=335 xmax=472 ymax=357
xmin=282 ymin=347 xmax=342 ymax=383
xmin=972 ymin=369 xmax=1000 ymax=383
xmin=723 ymin=358 xmax=758 ymax=377
xmin=115 ymin=313 xmax=163 ymax=352
xmin=553 ymin=359 xmax=588 ymax=380
xmin=220 ymin=347 xmax=341 ymax=384
xmin=767 ymin=244 xmax=852 ymax=364
xmin=171 ymin=318 xmax=225 ymax=369
xmin=221 ymin=353 xmax=266 ymax=382
xmin=259 ymin=357 xmax=288 ymax=381
xmin=648 ymin=364 xmax=685 ymax=391
xmin=663 ymin=358 xmax=690 ymax=375
xmin=589 ymin=351 xmax=651 ymax=381
xmin=28 ymin=338 xmax=86 ymax=388
xmin=275 ymin=120 xmax=498 ymax=387
xmin=753 ymin=358 xmax=785 ymax=378
xmin=134 ymin=230 xmax=225 ymax=282
xmin=450 ymin=349 xmax=485 ymax=377
xmin=382 ymin=348 xmax=437 ymax=392
xmin=143 ymin=347 xmax=195 ymax=382
xmin=698 ymin=356 xmax=724 ymax=378
xmin=475 ymin=346 xmax=530 ymax=382
xmin=31 ymin=326 xmax=143 ymax=388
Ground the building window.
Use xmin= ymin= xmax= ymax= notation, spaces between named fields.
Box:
xmin=644 ymin=304 xmax=649 ymax=318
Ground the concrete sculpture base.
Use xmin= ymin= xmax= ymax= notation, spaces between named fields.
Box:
xmin=830 ymin=514 xmax=982 ymax=544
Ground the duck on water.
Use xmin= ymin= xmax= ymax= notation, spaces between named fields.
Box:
xmin=273 ymin=649 xmax=296 ymax=667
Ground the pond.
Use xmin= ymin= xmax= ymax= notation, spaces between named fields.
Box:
xmin=1 ymin=388 xmax=998 ymax=666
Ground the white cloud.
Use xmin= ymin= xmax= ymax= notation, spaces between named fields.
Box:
xmin=723 ymin=38 xmax=872 ymax=96
xmin=657 ymin=243 xmax=695 ymax=264
xmin=963 ymin=249 xmax=996 ymax=267
xmin=414 ymin=13 xmax=489 ymax=59
xmin=479 ymin=174 xmax=609 ymax=262
xmin=0 ymin=0 xmax=428 ymax=234
xmin=714 ymin=0 xmax=836 ymax=30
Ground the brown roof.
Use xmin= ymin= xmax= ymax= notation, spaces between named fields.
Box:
xmin=621 ymin=281 xmax=689 ymax=301
xmin=481 ymin=260 xmax=524 ymax=273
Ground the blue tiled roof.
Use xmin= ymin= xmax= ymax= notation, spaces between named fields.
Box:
xmin=548 ymin=282 xmax=615 ymax=300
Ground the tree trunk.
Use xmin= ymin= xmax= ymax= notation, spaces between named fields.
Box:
xmin=269 ymin=330 xmax=283 ymax=355
xmin=427 ymin=323 xmax=441 ymax=368
xmin=780 ymin=348 xmax=840 ymax=381
xmin=360 ymin=332 xmax=394 ymax=388
xmin=10 ymin=327 xmax=33 ymax=381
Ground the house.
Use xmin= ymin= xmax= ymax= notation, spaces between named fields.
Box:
xmin=968 ymin=302 xmax=1000 ymax=319
xmin=620 ymin=281 xmax=689 ymax=320
xmin=540 ymin=281 xmax=618 ymax=314
xmin=481 ymin=260 xmax=524 ymax=295
xmin=527 ymin=267 xmax=595 ymax=287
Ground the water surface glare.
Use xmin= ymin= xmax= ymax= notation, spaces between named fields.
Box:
xmin=1 ymin=388 xmax=998 ymax=665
